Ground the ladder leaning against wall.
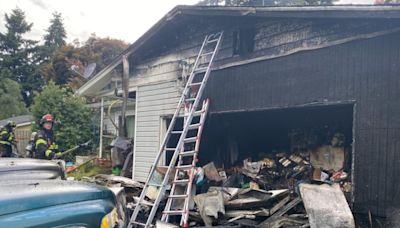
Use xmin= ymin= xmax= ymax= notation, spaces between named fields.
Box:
xmin=128 ymin=31 xmax=224 ymax=228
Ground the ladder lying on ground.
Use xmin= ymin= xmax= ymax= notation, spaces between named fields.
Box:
xmin=128 ymin=31 xmax=223 ymax=228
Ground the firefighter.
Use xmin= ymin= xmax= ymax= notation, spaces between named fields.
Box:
xmin=34 ymin=114 xmax=61 ymax=159
xmin=0 ymin=121 xmax=16 ymax=157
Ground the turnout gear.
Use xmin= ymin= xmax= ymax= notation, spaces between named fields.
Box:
xmin=34 ymin=129 xmax=59 ymax=159
xmin=0 ymin=121 xmax=16 ymax=157
xmin=33 ymin=114 xmax=59 ymax=160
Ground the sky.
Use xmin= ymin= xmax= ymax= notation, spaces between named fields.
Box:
xmin=0 ymin=0 xmax=199 ymax=44
xmin=0 ymin=0 xmax=373 ymax=45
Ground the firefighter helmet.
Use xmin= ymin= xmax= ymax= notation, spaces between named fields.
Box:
xmin=6 ymin=120 xmax=16 ymax=128
xmin=40 ymin=114 xmax=54 ymax=125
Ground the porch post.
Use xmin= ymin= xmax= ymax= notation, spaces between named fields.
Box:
xmin=99 ymin=97 xmax=104 ymax=158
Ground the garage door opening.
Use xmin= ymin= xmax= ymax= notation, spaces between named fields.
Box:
xmin=199 ymin=104 xmax=354 ymax=193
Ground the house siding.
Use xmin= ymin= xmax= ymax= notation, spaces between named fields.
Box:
xmin=134 ymin=81 xmax=180 ymax=181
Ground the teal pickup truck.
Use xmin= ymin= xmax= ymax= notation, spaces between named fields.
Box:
xmin=0 ymin=159 xmax=127 ymax=228
xmin=0 ymin=180 xmax=124 ymax=228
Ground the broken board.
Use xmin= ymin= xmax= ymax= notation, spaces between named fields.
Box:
xmin=299 ymin=183 xmax=355 ymax=228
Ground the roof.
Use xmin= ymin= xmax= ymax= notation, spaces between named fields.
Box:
xmin=77 ymin=5 xmax=400 ymax=96
xmin=0 ymin=115 xmax=34 ymax=127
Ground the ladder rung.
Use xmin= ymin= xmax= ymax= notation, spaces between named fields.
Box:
xmin=190 ymin=82 xmax=202 ymax=87
xmin=184 ymin=137 xmax=197 ymax=143
xmin=188 ymin=123 xmax=201 ymax=129
xmin=171 ymin=131 xmax=182 ymax=134
xmin=173 ymin=179 xmax=189 ymax=184
xmin=140 ymin=201 xmax=155 ymax=207
xmin=185 ymin=97 xmax=196 ymax=102
xmin=129 ymin=221 xmax=147 ymax=226
xmin=194 ymin=110 xmax=203 ymax=116
xmin=163 ymin=210 xmax=185 ymax=215
xmin=168 ymin=194 xmax=188 ymax=199
xmin=207 ymin=38 xmax=219 ymax=43
xmin=201 ymin=51 xmax=214 ymax=57
xmin=176 ymin=165 xmax=193 ymax=170
xmin=179 ymin=150 xmax=196 ymax=157
xmin=148 ymin=183 xmax=163 ymax=187
xmin=193 ymin=67 xmax=207 ymax=74
xmin=180 ymin=110 xmax=203 ymax=117
xmin=165 ymin=147 xmax=176 ymax=151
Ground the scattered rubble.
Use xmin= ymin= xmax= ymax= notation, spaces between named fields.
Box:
xmin=93 ymin=174 xmax=144 ymax=189
xmin=126 ymin=130 xmax=353 ymax=227
xmin=83 ymin=174 xmax=144 ymax=214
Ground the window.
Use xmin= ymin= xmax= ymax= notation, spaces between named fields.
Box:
xmin=117 ymin=115 xmax=135 ymax=138
xmin=128 ymin=91 xmax=136 ymax=99
xmin=233 ymin=26 xmax=255 ymax=56
xmin=126 ymin=115 xmax=135 ymax=139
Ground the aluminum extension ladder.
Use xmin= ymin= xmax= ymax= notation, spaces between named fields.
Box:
xmin=128 ymin=31 xmax=223 ymax=228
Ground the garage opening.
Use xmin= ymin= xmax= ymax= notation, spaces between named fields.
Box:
xmin=199 ymin=104 xmax=354 ymax=194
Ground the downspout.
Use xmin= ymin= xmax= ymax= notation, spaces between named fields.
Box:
xmin=120 ymin=55 xmax=129 ymax=137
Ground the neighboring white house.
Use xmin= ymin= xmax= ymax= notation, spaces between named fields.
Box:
xmin=78 ymin=59 xmax=184 ymax=181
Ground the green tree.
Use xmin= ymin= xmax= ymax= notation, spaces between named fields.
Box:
xmin=0 ymin=8 xmax=43 ymax=106
xmin=80 ymin=34 xmax=129 ymax=70
xmin=40 ymin=12 xmax=67 ymax=62
xmin=31 ymin=82 xmax=91 ymax=160
xmin=41 ymin=35 xmax=128 ymax=88
xmin=0 ymin=70 xmax=28 ymax=119
xmin=44 ymin=12 xmax=66 ymax=50
xmin=41 ymin=45 xmax=80 ymax=85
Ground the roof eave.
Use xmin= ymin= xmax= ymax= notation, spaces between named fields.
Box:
xmin=177 ymin=5 xmax=400 ymax=19
xmin=77 ymin=5 xmax=400 ymax=96
xmin=76 ymin=6 xmax=184 ymax=96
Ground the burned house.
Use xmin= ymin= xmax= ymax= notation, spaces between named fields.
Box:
xmin=77 ymin=5 xmax=400 ymax=218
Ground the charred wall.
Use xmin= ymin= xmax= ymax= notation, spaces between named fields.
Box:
xmin=203 ymin=32 xmax=400 ymax=217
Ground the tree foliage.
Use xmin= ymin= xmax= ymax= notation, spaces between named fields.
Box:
xmin=38 ymin=12 xmax=67 ymax=63
xmin=81 ymin=35 xmax=129 ymax=70
xmin=44 ymin=12 xmax=67 ymax=50
xmin=0 ymin=69 xmax=28 ymax=119
xmin=31 ymin=82 xmax=91 ymax=158
xmin=41 ymin=35 xmax=128 ymax=89
xmin=0 ymin=8 xmax=43 ymax=106
xmin=40 ymin=45 xmax=83 ymax=85
xmin=0 ymin=8 xmax=128 ymax=160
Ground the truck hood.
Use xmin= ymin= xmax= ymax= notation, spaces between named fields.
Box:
xmin=0 ymin=158 xmax=64 ymax=180
xmin=0 ymin=180 xmax=115 ymax=216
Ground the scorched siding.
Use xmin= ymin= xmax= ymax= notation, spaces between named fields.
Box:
xmin=204 ymin=31 xmax=400 ymax=216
